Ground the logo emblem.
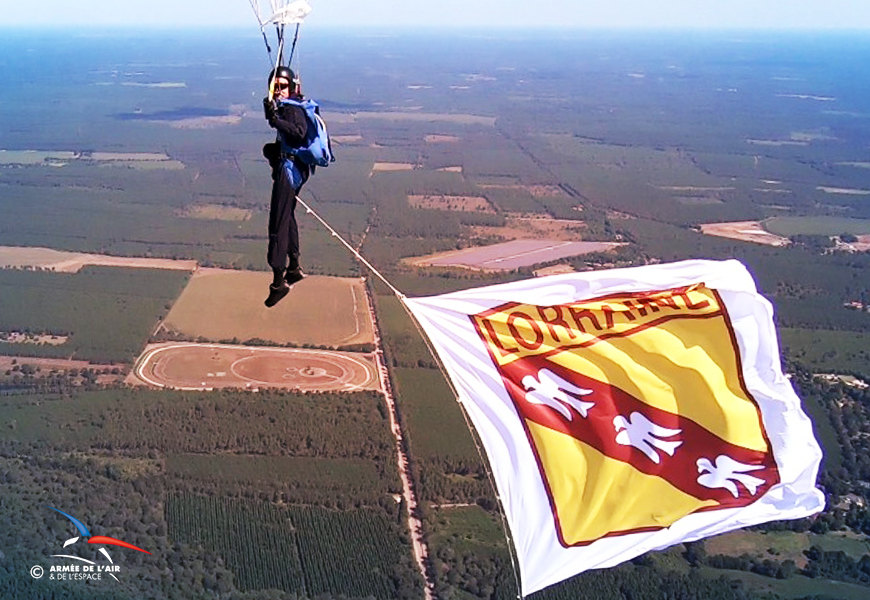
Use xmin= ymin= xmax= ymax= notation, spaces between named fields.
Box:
xmin=471 ymin=284 xmax=779 ymax=546
xmin=45 ymin=506 xmax=151 ymax=581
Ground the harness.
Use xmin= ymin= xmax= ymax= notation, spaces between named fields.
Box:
xmin=276 ymin=98 xmax=335 ymax=167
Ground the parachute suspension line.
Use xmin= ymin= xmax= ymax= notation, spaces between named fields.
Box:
xmin=262 ymin=30 xmax=273 ymax=58
xmin=247 ymin=0 xmax=274 ymax=63
xmin=295 ymin=195 xmax=404 ymax=299
xmin=275 ymin=23 xmax=285 ymax=65
xmin=287 ymin=23 xmax=301 ymax=71
xmin=267 ymin=35 xmax=286 ymax=100
xmin=294 ymin=193 xmax=523 ymax=597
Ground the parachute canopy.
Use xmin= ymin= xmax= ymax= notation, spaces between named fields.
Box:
xmin=249 ymin=0 xmax=312 ymax=29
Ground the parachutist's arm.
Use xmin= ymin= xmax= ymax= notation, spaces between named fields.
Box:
xmin=269 ymin=103 xmax=308 ymax=147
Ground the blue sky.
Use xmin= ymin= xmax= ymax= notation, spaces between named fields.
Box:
xmin=3 ymin=0 xmax=870 ymax=29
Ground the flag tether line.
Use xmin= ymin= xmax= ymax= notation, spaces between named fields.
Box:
xmin=297 ymin=192 xmax=524 ymax=598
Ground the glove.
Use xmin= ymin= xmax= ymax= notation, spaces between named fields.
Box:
xmin=263 ymin=97 xmax=277 ymax=122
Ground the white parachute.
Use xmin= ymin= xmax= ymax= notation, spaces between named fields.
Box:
xmin=247 ymin=0 xmax=314 ymax=83
xmin=248 ymin=0 xmax=312 ymax=28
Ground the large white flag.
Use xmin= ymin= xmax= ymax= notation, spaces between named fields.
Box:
xmin=402 ymin=259 xmax=824 ymax=596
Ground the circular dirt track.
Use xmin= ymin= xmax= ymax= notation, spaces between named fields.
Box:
xmin=134 ymin=343 xmax=380 ymax=392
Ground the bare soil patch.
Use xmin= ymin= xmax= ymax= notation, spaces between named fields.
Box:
xmin=699 ymin=221 xmax=790 ymax=246
xmin=372 ymin=162 xmax=416 ymax=173
xmin=0 ymin=246 xmax=197 ymax=273
xmin=424 ymin=135 xmax=460 ymax=143
xmin=167 ymin=115 xmax=243 ymax=129
xmin=406 ymin=239 xmax=623 ymax=271
xmin=161 ymin=270 xmax=373 ymax=347
xmin=853 ymin=235 xmax=870 ymax=251
xmin=408 ymin=194 xmax=495 ymax=213
xmin=176 ymin=204 xmax=252 ymax=221
xmin=332 ymin=134 xmax=364 ymax=143
xmin=0 ymin=332 xmax=68 ymax=346
xmin=534 ymin=264 xmax=577 ymax=277
xmin=817 ymin=186 xmax=870 ymax=196
xmin=161 ymin=105 xmax=247 ymax=130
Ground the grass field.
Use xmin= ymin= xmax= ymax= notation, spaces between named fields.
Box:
xmin=780 ymin=328 xmax=870 ymax=375
xmin=764 ymin=216 xmax=870 ymax=237
xmin=701 ymin=530 xmax=870 ymax=599
xmin=428 ymin=505 xmax=507 ymax=555
xmin=699 ymin=567 xmax=870 ymax=600
xmin=162 ymin=270 xmax=373 ymax=347
xmin=705 ymin=530 xmax=812 ymax=566
xmin=375 ymin=295 xmax=434 ymax=367
xmin=808 ymin=532 xmax=870 ymax=558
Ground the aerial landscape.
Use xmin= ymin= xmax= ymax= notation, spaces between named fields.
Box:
xmin=3 ymin=3 xmax=870 ymax=599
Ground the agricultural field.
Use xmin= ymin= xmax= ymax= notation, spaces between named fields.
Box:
xmin=166 ymin=495 xmax=420 ymax=598
xmin=160 ymin=269 xmax=373 ymax=347
xmin=0 ymin=388 xmax=396 ymax=458
xmin=408 ymin=194 xmax=496 ymax=213
xmin=467 ymin=215 xmax=587 ymax=242
xmin=427 ymin=505 xmax=507 ymax=555
xmin=406 ymin=239 xmax=623 ymax=271
xmin=0 ymin=266 xmax=189 ymax=363
xmin=763 ymin=216 xmax=870 ymax=237
xmin=392 ymin=367 xmax=476 ymax=464
xmin=0 ymin=385 xmax=412 ymax=599
xmin=0 ymin=245 xmax=198 ymax=272
xmin=165 ymin=454 xmax=393 ymax=496
xmin=176 ymin=203 xmax=253 ymax=221
xmin=780 ymin=328 xmax=870 ymax=375
xmin=697 ymin=568 xmax=870 ymax=600
xmin=699 ymin=221 xmax=791 ymax=246
xmin=705 ymin=530 xmax=814 ymax=567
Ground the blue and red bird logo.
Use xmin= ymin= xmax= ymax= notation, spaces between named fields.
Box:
xmin=47 ymin=506 xmax=151 ymax=581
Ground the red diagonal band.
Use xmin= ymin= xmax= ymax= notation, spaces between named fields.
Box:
xmin=88 ymin=536 xmax=152 ymax=554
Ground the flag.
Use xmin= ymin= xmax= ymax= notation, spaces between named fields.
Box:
xmin=402 ymin=259 xmax=824 ymax=596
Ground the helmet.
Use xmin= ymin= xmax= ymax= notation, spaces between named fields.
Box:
xmin=269 ymin=66 xmax=297 ymax=86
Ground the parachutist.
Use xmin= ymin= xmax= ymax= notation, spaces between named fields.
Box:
xmin=264 ymin=66 xmax=310 ymax=307
xmin=262 ymin=65 xmax=334 ymax=308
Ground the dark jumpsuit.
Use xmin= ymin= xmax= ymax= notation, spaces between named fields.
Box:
xmin=265 ymin=101 xmax=311 ymax=275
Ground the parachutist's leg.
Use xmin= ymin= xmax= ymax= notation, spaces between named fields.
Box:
xmin=285 ymin=167 xmax=309 ymax=279
xmin=287 ymin=191 xmax=299 ymax=272
xmin=267 ymin=164 xmax=295 ymax=276
xmin=285 ymin=188 xmax=303 ymax=286
xmin=265 ymin=165 xmax=295 ymax=308
xmin=271 ymin=268 xmax=285 ymax=287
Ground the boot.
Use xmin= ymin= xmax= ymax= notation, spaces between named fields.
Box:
xmin=285 ymin=266 xmax=304 ymax=286
xmin=264 ymin=281 xmax=290 ymax=308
